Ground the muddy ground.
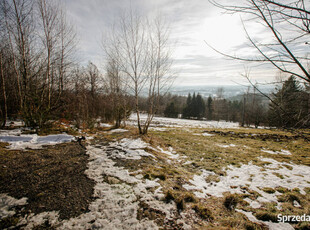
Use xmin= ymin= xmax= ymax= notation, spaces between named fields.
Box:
xmin=0 ymin=141 xmax=95 ymax=229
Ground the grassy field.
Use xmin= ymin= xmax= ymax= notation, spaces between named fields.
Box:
xmin=135 ymin=127 xmax=310 ymax=229
xmin=0 ymin=123 xmax=309 ymax=229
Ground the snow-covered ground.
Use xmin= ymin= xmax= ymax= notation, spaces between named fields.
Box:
xmin=4 ymin=121 xmax=25 ymax=127
xmin=183 ymin=157 xmax=310 ymax=208
xmin=182 ymin=157 xmax=309 ymax=229
xmin=236 ymin=209 xmax=293 ymax=230
xmin=1 ymin=121 xmax=308 ymax=229
xmin=108 ymin=128 xmax=128 ymax=133
xmin=128 ymin=113 xmax=240 ymax=129
xmin=0 ymin=194 xmax=27 ymax=219
xmin=157 ymin=146 xmax=179 ymax=159
xmin=108 ymin=138 xmax=155 ymax=160
xmin=6 ymin=138 xmax=192 ymax=229
xmin=0 ymin=130 xmax=74 ymax=150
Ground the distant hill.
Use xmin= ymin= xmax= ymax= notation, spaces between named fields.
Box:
xmin=169 ymin=85 xmax=275 ymax=99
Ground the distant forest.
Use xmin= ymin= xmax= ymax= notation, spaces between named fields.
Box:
xmin=162 ymin=76 xmax=310 ymax=128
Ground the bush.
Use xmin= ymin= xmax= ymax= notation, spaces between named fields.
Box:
xmin=223 ymin=194 xmax=239 ymax=210
xmin=193 ymin=204 xmax=214 ymax=221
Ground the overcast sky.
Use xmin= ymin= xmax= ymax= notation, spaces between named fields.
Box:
xmin=62 ymin=0 xmax=305 ymax=86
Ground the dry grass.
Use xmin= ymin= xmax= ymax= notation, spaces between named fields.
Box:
xmin=2 ymin=123 xmax=308 ymax=229
xmin=145 ymin=126 xmax=310 ymax=229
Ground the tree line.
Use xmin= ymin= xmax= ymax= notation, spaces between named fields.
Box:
xmin=0 ymin=1 xmax=173 ymax=134
xmin=0 ymin=0 xmax=308 ymax=132
xmin=163 ymin=76 xmax=310 ymax=129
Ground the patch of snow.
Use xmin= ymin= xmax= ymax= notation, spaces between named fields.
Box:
xmin=202 ymin=132 xmax=215 ymax=137
xmin=217 ymin=144 xmax=236 ymax=148
xmin=149 ymin=127 xmax=168 ymax=131
xmin=100 ymin=123 xmax=113 ymax=128
xmin=183 ymin=158 xmax=310 ymax=208
xmin=243 ymin=198 xmax=261 ymax=209
xmin=5 ymin=121 xmax=24 ymax=127
xmin=0 ymin=133 xmax=74 ymax=150
xmin=119 ymin=138 xmax=149 ymax=149
xmin=108 ymin=148 xmax=154 ymax=161
xmin=108 ymin=138 xmax=155 ymax=160
xmin=157 ymin=146 xmax=179 ymax=159
xmin=193 ymin=133 xmax=215 ymax=137
xmin=293 ymin=200 xmax=301 ymax=208
xmin=236 ymin=209 xmax=293 ymax=230
xmin=19 ymin=211 xmax=59 ymax=230
xmin=261 ymin=149 xmax=292 ymax=155
xmin=59 ymin=145 xmax=174 ymax=229
xmin=0 ymin=194 xmax=27 ymax=218
xmin=108 ymin=128 xmax=128 ymax=133
xmin=128 ymin=113 xmax=240 ymax=129
xmin=0 ymin=128 xmax=23 ymax=135
xmin=86 ymin=135 xmax=94 ymax=140
xmin=20 ymin=142 xmax=174 ymax=229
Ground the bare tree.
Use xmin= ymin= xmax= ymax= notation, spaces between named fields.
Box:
xmin=1 ymin=0 xmax=76 ymax=128
xmin=0 ymin=48 xmax=8 ymax=127
xmin=2 ymin=0 xmax=35 ymax=122
xmin=142 ymin=16 xmax=174 ymax=133
xmin=208 ymin=0 xmax=310 ymax=83
xmin=56 ymin=7 xmax=77 ymax=96
xmin=104 ymin=57 xmax=129 ymax=128
xmin=103 ymin=10 xmax=174 ymax=134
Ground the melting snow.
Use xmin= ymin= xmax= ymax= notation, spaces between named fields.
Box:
xmin=149 ymin=127 xmax=168 ymax=131
xmin=193 ymin=133 xmax=215 ymax=137
xmin=0 ymin=194 xmax=27 ymax=219
xmin=217 ymin=144 xmax=236 ymax=148
xmin=202 ymin=133 xmax=215 ymax=137
xmin=108 ymin=138 xmax=155 ymax=160
xmin=0 ymin=133 xmax=74 ymax=150
xmin=157 ymin=146 xmax=179 ymax=159
xmin=108 ymin=128 xmax=128 ymax=133
xmin=183 ymin=158 xmax=310 ymax=208
xmin=236 ymin=209 xmax=294 ymax=230
xmin=261 ymin=149 xmax=292 ymax=155
xmin=128 ymin=113 xmax=240 ymax=129
xmin=18 ymin=139 xmax=180 ymax=229
xmin=5 ymin=121 xmax=25 ymax=127
xmin=99 ymin=123 xmax=113 ymax=128
xmin=19 ymin=211 xmax=60 ymax=230
xmin=0 ymin=128 xmax=23 ymax=135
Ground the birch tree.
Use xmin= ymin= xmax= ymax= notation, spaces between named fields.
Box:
xmin=1 ymin=0 xmax=76 ymax=128
xmin=104 ymin=10 xmax=174 ymax=134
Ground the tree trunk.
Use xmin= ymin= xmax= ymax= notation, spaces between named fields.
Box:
xmin=0 ymin=55 xmax=7 ymax=128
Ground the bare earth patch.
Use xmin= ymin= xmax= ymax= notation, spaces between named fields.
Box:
xmin=0 ymin=141 xmax=95 ymax=229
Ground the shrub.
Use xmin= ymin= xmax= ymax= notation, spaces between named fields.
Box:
xmin=193 ymin=204 xmax=214 ymax=221
xmin=223 ymin=194 xmax=239 ymax=210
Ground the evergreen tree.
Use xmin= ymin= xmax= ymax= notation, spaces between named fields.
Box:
xmin=164 ymin=102 xmax=178 ymax=118
xmin=268 ymin=76 xmax=308 ymax=128
xmin=196 ymin=94 xmax=205 ymax=119
xmin=206 ymin=96 xmax=213 ymax=120
xmin=182 ymin=93 xmax=192 ymax=118
xmin=182 ymin=92 xmax=205 ymax=119
xmin=191 ymin=93 xmax=197 ymax=118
